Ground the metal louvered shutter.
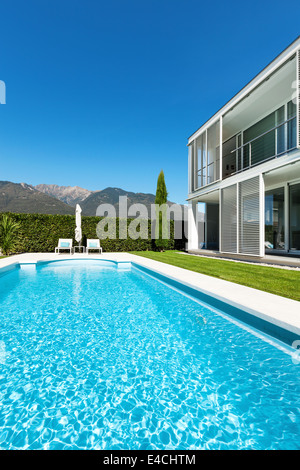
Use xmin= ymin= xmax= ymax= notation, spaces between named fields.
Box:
xmin=220 ymin=184 xmax=237 ymax=253
xmin=239 ymin=176 xmax=260 ymax=255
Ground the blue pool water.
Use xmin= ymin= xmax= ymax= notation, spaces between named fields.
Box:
xmin=0 ymin=260 xmax=299 ymax=450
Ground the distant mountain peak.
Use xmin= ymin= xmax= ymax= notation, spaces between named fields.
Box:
xmin=21 ymin=182 xmax=35 ymax=190
xmin=34 ymin=184 xmax=92 ymax=207
xmin=0 ymin=181 xmax=74 ymax=215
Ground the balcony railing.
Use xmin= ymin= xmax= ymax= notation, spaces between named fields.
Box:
xmin=222 ymin=116 xmax=297 ymax=179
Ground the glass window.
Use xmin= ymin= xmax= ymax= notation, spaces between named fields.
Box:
xmin=289 ymin=183 xmax=300 ymax=251
xmin=188 ymin=144 xmax=194 ymax=192
xmin=207 ymin=120 xmax=220 ymax=184
xmin=222 ymin=135 xmax=237 ymax=179
xmin=276 ymin=106 xmax=285 ymax=154
xmin=265 ymin=187 xmax=285 ymax=251
xmin=244 ymin=112 xmax=276 ymax=166
xmin=236 ymin=133 xmax=242 ymax=171
xmin=287 ymin=100 xmax=296 ymax=150
xmin=196 ymin=132 xmax=206 ymax=188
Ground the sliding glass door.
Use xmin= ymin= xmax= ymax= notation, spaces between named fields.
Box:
xmin=289 ymin=183 xmax=300 ymax=252
xmin=265 ymin=184 xmax=300 ymax=253
xmin=265 ymin=188 xmax=285 ymax=251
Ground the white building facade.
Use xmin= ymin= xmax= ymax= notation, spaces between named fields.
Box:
xmin=187 ymin=37 xmax=300 ymax=258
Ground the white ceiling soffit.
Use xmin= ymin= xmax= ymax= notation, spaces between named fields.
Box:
xmin=222 ymin=57 xmax=296 ymax=141
xmin=264 ymin=159 xmax=300 ymax=188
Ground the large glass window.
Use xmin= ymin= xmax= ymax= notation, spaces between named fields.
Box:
xmin=265 ymin=188 xmax=285 ymax=251
xmin=289 ymin=183 xmax=300 ymax=251
xmin=195 ymin=121 xmax=220 ymax=189
xmin=188 ymin=144 xmax=194 ymax=192
xmin=222 ymin=135 xmax=237 ymax=179
xmin=196 ymin=133 xmax=206 ymax=188
xmin=275 ymin=105 xmax=285 ymax=154
xmin=207 ymin=121 xmax=220 ymax=184
xmin=287 ymin=100 xmax=297 ymax=150
xmin=244 ymin=112 xmax=276 ymax=167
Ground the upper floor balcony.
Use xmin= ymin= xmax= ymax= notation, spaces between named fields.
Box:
xmin=188 ymin=47 xmax=299 ymax=193
xmin=221 ymin=102 xmax=296 ymax=180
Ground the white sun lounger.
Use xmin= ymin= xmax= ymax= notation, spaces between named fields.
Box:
xmin=55 ymin=238 xmax=73 ymax=254
xmin=86 ymin=239 xmax=102 ymax=254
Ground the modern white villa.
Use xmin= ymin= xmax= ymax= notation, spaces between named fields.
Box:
xmin=187 ymin=37 xmax=300 ymax=258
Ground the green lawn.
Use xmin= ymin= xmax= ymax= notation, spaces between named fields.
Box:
xmin=132 ymin=250 xmax=300 ymax=302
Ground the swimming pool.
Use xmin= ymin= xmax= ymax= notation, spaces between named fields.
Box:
xmin=0 ymin=260 xmax=299 ymax=449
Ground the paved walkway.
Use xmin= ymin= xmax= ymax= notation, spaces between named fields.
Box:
xmin=187 ymin=249 xmax=300 ymax=269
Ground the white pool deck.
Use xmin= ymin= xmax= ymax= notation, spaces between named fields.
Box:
xmin=0 ymin=252 xmax=299 ymax=340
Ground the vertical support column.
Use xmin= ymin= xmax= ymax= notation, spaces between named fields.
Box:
xmin=194 ymin=140 xmax=197 ymax=191
xmin=205 ymin=129 xmax=208 ymax=186
xmin=284 ymin=183 xmax=289 ymax=252
xmin=236 ymin=182 xmax=240 ymax=254
xmin=259 ymin=174 xmax=265 ymax=257
xmin=188 ymin=144 xmax=192 ymax=194
xmin=297 ymin=49 xmax=300 ymax=149
xmin=219 ymin=189 xmax=222 ymax=252
xmin=284 ymin=100 xmax=288 ymax=153
xmin=219 ymin=116 xmax=223 ymax=181
xmin=187 ymin=200 xmax=199 ymax=251
xmin=204 ymin=203 xmax=207 ymax=249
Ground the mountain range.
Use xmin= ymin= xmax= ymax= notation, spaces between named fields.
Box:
xmin=0 ymin=181 xmax=74 ymax=215
xmin=35 ymin=184 xmax=92 ymax=207
xmin=0 ymin=181 xmax=185 ymax=217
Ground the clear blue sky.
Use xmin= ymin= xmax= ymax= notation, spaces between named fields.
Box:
xmin=0 ymin=0 xmax=299 ymax=204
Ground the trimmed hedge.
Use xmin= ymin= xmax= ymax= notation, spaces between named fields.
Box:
xmin=3 ymin=213 xmax=186 ymax=253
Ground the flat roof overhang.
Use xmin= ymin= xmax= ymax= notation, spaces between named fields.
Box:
xmin=264 ymin=158 xmax=300 ymax=189
xmin=188 ymin=36 xmax=300 ymax=144
xmin=187 ymin=187 xmax=220 ymax=204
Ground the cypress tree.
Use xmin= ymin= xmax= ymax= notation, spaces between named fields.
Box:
xmin=155 ymin=170 xmax=168 ymax=206
xmin=155 ymin=170 xmax=168 ymax=251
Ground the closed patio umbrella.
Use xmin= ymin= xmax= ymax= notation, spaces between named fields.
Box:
xmin=75 ymin=204 xmax=82 ymax=245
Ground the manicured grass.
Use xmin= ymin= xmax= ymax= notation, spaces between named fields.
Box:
xmin=132 ymin=250 xmax=300 ymax=302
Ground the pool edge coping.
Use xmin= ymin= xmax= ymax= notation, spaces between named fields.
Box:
xmin=0 ymin=252 xmax=299 ymax=343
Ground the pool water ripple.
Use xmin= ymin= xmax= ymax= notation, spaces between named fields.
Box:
xmin=0 ymin=263 xmax=299 ymax=449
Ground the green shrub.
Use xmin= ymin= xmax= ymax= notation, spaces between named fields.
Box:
xmin=1 ymin=212 xmax=185 ymax=253
xmin=0 ymin=214 xmax=21 ymax=255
